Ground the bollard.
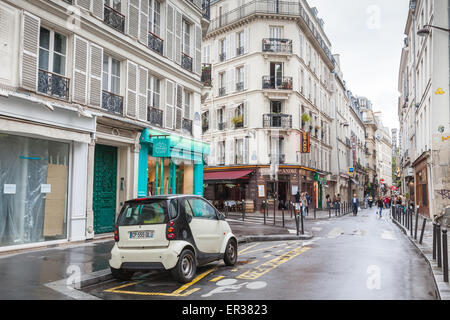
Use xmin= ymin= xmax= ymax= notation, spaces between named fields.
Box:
xmin=419 ymin=218 xmax=427 ymax=245
xmin=301 ymin=209 xmax=304 ymax=235
xmin=443 ymin=229 xmax=448 ymax=283
xmin=264 ymin=201 xmax=267 ymax=225
xmin=433 ymin=222 xmax=437 ymax=260
xmin=410 ymin=209 xmax=414 ymax=236
xmin=273 ymin=199 xmax=276 ymax=226
xmin=414 ymin=210 xmax=419 ymax=240
xmin=242 ymin=200 xmax=245 ymax=222
xmin=329 ymin=205 xmax=331 ymax=219
xmin=282 ymin=205 xmax=285 ymax=228
xmin=437 ymin=224 xmax=442 ymax=268
xmin=314 ymin=206 xmax=316 ymax=220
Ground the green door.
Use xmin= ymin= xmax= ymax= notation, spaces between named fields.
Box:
xmin=93 ymin=144 xmax=117 ymax=234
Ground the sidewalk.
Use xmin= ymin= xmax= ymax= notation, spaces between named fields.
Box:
xmin=391 ymin=209 xmax=450 ymax=300
xmin=0 ymin=217 xmax=311 ymax=300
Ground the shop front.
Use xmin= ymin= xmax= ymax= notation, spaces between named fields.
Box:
xmin=414 ymin=154 xmax=430 ymax=218
xmin=137 ymin=128 xmax=210 ymax=197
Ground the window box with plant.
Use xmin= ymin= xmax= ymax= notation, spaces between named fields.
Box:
xmin=301 ymin=113 xmax=311 ymax=130
xmin=232 ymin=115 xmax=244 ymax=128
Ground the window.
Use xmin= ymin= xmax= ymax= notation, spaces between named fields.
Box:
xmin=235 ymin=139 xmax=244 ymax=164
xmin=182 ymin=19 xmax=191 ymax=56
xmin=148 ymin=0 xmax=161 ymax=36
xmin=117 ymin=200 xmax=168 ymax=226
xmin=270 ymin=26 xmax=282 ymax=39
xmin=105 ymin=0 xmax=121 ymax=11
xmin=39 ymin=27 xmax=67 ymax=76
xmin=188 ymin=198 xmax=217 ymax=220
xmin=218 ymin=140 xmax=225 ymax=164
xmin=147 ymin=75 xmax=161 ymax=107
xmin=237 ymin=31 xmax=245 ymax=55
xmin=236 ymin=66 xmax=244 ymax=91
xmin=103 ymin=54 xmax=121 ymax=94
xmin=219 ymin=72 xmax=226 ymax=94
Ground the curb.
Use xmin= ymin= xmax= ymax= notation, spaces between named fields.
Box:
xmin=237 ymin=233 xmax=313 ymax=244
xmin=392 ymin=218 xmax=447 ymax=300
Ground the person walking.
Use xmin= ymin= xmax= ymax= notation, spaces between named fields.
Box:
xmin=305 ymin=192 xmax=311 ymax=216
xmin=326 ymin=194 xmax=332 ymax=210
xmin=376 ymin=197 xmax=384 ymax=218
xmin=300 ymin=193 xmax=307 ymax=217
xmin=336 ymin=194 xmax=341 ymax=214
xmin=351 ymin=193 xmax=360 ymax=216
xmin=368 ymin=195 xmax=373 ymax=208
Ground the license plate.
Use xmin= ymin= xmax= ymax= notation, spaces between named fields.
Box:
xmin=129 ymin=231 xmax=154 ymax=239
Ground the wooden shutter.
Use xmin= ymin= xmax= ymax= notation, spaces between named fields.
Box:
xmin=244 ymin=137 xmax=249 ymax=164
xmin=194 ymin=24 xmax=202 ymax=75
xmin=228 ymin=32 xmax=235 ymax=60
xmin=175 ymin=84 xmax=183 ymax=130
xmin=244 ymin=27 xmax=249 ymax=54
xmin=92 ymin=0 xmax=104 ymax=20
xmin=175 ymin=10 xmax=182 ymax=65
xmin=20 ymin=11 xmax=40 ymax=91
xmin=76 ymin=0 xmax=91 ymax=11
xmin=72 ymin=35 xmax=89 ymax=104
xmin=139 ymin=0 xmax=149 ymax=44
xmin=88 ymin=43 xmax=103 ymax=107
xmin=166 ymin=3 xmax=174 ymax=60
xmin=243 ymin=64 xmax=249 ymax=90
xmin=138 ymin=66 xmax=148 ymax=121
xmin=227 ymin=69 xmax=234 ymax=94
xmin=212 ymin=39 xmax=218 ymax=63
xmin=243 ymin=101 xmax=249 ymax=127
xmin=127 ymin=0 xmax=140 ymax=39
xmin=226 ymin=107 xmax=234 ymax=130
xmin=165 ymin=80 xmax=174 ymax=129
xmin=126 ymin=60 xmax=138 ymax=118
xmin=211 ymin=108 xmax=217 ymax=131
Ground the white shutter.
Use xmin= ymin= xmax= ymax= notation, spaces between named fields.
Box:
xmin=138 ymin=66 xmax=148 ymax=121
xmin=76 ymin=0 xmax=91 ymax=11
xmin=226 ymin=107 xmax=234 ymax=130
xmin=20 ymin=11 xmax=40 ymax=91
xmin=211 ymin=108 xmax=217 ymax=131
xmin=175 ymin=84 xmax=183 ymax=130
xmin=126 ymin=60 xmax=138 ymax=118
xmin=229 ymin=32 xmax=235 ymax=60
xmin=92 ymin=0 xmax=104 ymax=20
xmin=88 ymin=43 xmax=103 ymax=107
xmin=139 ymin=0 xmax=149 ymax=45
xmin=175 ymin=10 xmax=182 ymax=65
xmin=127 ymin=0 xmax=140 ymax=39
xmin=244 ymin=137 xmax=249 ymax=164
xmin=213 ymin=39 xmax=218 ymax=63
xmin=225 ymin=34 xmax=230 ymax=61
xmin=227 ymin=69 xmax=234 ymax=94
xmin=165 ymin=80 xmax=174 ymax=129
xmin=243 ymin=64 xmax=249 ymax=90
xmin=244 ymin=27 xmax=249 ymax=54
xmin=72 ymin=35 xmax=89 ymax=104
xmin=194 ymin=24 xmax=202 ymax=75
xmin=166 ymin=3 xmax=174 ymax=60
xmin=243 ymin=101 xmax=249 ymax=127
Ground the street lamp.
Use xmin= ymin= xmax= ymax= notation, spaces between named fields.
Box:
xmin=417 ymin=24 xmax=450 ymax=37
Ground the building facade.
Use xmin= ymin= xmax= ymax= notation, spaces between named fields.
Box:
xmin=0 ymin=0 xmax=209 ymax=251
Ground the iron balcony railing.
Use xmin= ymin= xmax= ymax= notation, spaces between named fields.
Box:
xmin=218 ymin=122 xmax=226 ymax=131
xmin=62 ymin=0 xmax=73 ymax=4
xmin=181 ymin=53 xmax=193 ymax=72
xmin=262 ymin=38 xmax=292 ymax=53
xmin=104 ymin=4 xmax=125 ymax=33
xmin=183 ymin=118 xmax=193 ymax=135
xmin=236 ymin=81 xmax=244 ymax=92
xmin=148 ymin=32 xmax=164 ymax=55
xmin=201 ymin=63 xmax=212 ymax=86
xmin=236 ymin=46 xmax=245 ymax=56
xmin=219 ymin=52 xmax=226 ymax=62
xmin=102 ymin=90 xmax=123 ymax=115
xmin=218 ymin=87 xmax=226 ymax=97
xmin=38 ymin=69 xmax=70 ymax=100
xmin=148 ymin=106 xmax=163 ymax=127
xmin=209 ymin=0 xmax=335 ymax=65
xmin=262 ymin=76 xmax=293 ymax=90
xmin=202 ymin=0 xmax=211 ymax=20
xmin=263 ymin=114 xmax=292 ymax=129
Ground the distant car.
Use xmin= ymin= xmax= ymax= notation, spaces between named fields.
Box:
xmin=109 ymin=195 xmax=238 ymax=283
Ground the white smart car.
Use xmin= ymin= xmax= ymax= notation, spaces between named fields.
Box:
xmin=109 ymin=195 xmax=238 ymax=283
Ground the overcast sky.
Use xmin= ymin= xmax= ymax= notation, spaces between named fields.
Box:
xmin=307 ymin=0 xmax=410 ymax=133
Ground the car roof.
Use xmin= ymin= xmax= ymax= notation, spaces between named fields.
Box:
xmin=126 ymin=194 xmax=204 ymax=202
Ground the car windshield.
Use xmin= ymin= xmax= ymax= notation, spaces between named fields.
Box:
xmin=117 ymin=200 xmax=169 ymax=226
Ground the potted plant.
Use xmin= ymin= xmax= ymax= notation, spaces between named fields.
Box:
xmin=232 ymin=115 xmax=244 ymax=128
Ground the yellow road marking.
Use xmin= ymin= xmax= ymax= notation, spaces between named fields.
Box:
xmin=238 ymin=243 xmax=260 ymax=255
xmin=239 ymin=243 xmax=287 ymax=256
xmin=210 ymin=275 xmax=226 ymax=282
xmin=237 ymin=247 xmax=311 ymax=281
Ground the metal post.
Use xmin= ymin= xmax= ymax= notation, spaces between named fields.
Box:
xmin=301 ymin=208 xmax=304 ymax=235
xmin=296 ymin=212 xmax=300 ymax=236
xmin=414 ymin=209 xmax=419 ymax=239
xmin=264 ymin=201 xmax=267 ymax=225
xmin=419 ymin=218 xmax=427 ymax=245
xmin=437 ymin=224 xmax=442 ymax=268
xmin=329 ymin=205 xmax=331 ymax=219
xmin=273 ymin=199 xmax=276 ymax=226
xmin=242 ymin=200 xmax=245 ymax=222
xmin=282 ymin=204 xmax=285 ymax=228
xmin=314 ymin=206 xmax=316 ymax=220
xmin=433 ymin=222 xmax=437 ymax=260
xmin=443 ymin=229 xmax=448 ymax=283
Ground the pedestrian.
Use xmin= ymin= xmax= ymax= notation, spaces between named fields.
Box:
xmin=368 ymin=195 xmax=373 ymax=208
xmin=300 ymin=193 xmax=307 ymax=217
xmin=305 ymin=192 xmax=311 ymax=216
xmin=326 ymin=194 xmax=332 ymax=210
xmin=337 ymin=194 xmax=341 ymax=214
xmin=383 ymin=196 xmax=389 ymax=209
xmin=295 ymin=191 xmax=301 ymax=207
xmin=352 ymin=193 xmax=360 ymax=216
xmin=364 ymin=194 xmax=369 ymax=209
xmin=376 ymin=197 xmax=384 ymax=217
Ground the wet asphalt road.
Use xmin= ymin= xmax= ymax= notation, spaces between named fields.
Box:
xmin=81 ymin=208 xmax=438 ymax=300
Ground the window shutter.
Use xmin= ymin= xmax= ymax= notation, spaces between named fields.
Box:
xmin=92 ymin=0 xmax=104 ymax=20
xmin=194 ymin=24 xmax=202 ymax=75
xmin=88 ymin=43 xmax=103 ymax=107
xmin=243 ymin=101 xmax=249 ymax=127
xmin=166 ymin=4 xmax=174 ymax=60
xmin=212 ymin=39 xmax=218 ymax=63
xmin=139 ymin=0 xmax=149 ymax=45
xmin=20 ymin=11 xmax=40 ymax=92
xmin=243 ymin=64 xmax=249 ymax=90
xmin=165 ymin=80 xmax=174 ymax=129
xmin=175 ymin=10 xmax=182 ymax=65
xmin=244 ymin=27 xmax=249 ymax=54
xmin=138 ymin=66 xmax=148 ymax=121
xmin=126 ymin=60 xmax=138 ymax=118
xmin=244 ymin=137 xmax=249 ymax=164
xmin=226 ymin=107 xmax=234 ymax=129
xmin=211 ymin=108 xmax=217 ymax=131
xmin=214 ymin=71 xmax=219 ymax=97
xmin=227 ymin=69 xmax=234 ymax=94
xmin=72 ymin=35 xmax=89 ymax=104
xmin=127 ymin=0 xmax=140 ymax=39
xmin=76 ymin=0 xmax=91 ymax=11
xmin=175 ymin=84 xmax=183 ymax=130
xmin=228 ymin=32 xmax=235 ymax=60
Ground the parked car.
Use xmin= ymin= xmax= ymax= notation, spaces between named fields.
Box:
xmin=109 ymin=195 xmax=238 ymax=283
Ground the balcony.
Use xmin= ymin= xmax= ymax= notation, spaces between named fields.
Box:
xmin=262 ymin=38 xmax=292 ymax=54
xmin=182 ymin=118 xmax=193 ymax=135
xmin=102 ymin=90 xmax=123 ymax=115
xmin=148 ymin=32 xmax=164 ymax=55
xmin=262 ymin=76 xmax=293 ymax=90
xmin=263 ymin=114 xmax=292 ymax=129
xmin=104 ymin=4 xmax=125 ymax=33
xmin=201 ymin=64 xmax=212 ymax=87
xmin=218 ymin=87 xmax=226 ymax=97
xmin=219 ymin=52 xmax=226 ymax=62
xmin=236 ymin=81 xmax=244 ymax=92
xmin=148 ymin=106 xmax=163 ymax=127
xmin=202 ymin=0 xmax=211 ymax=20
xmin=218 ymin=122 xmax=226 ymax=131
xmin=181 ymin=53 xmax=193 ymax=72
xmin=236 ymin=46 xmax=245 ymax=56
xmin=37 ymin=69 xmax=70 ymax=100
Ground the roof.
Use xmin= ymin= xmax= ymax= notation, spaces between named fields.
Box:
xmin=126 ymin=195 xmax=205 ymax=202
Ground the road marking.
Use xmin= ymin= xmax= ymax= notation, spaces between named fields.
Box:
xmin=210 ymin=276 xmax=226 ymax=282
xmin=327 ymin=228 xmax=345 ymax=238
xmin=380 ymin=230 xmax=397 ymax=240
xmin=239 ymin=243 xmax=286 ymax=256
xmin=238 ymin=243 xmax=260 ymax=255
xmin=311 ymin=227 xmax=323 ymax=232
xmin=236 ymin=246 xmax=311 ymax=280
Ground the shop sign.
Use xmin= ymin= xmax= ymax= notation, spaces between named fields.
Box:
xmin=152 ymin=138 xmax=171 ymax=158
xmin=301 ymin=132 xmax=310 ymax=153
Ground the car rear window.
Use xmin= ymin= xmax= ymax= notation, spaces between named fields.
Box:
xmin=117 ymin=201 xmax=169 ymax=226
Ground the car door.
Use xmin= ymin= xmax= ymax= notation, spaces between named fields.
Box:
xmin=186 ymin=198 xmax=223 ymax=254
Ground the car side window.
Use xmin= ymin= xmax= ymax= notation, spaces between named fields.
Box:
xmin=188 ymin=198 xmax=217 ymax=220
xmin=181 ymin=199 xmax=194 ymax=220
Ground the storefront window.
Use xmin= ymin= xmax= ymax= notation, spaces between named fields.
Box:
xmin=0 ymin=134 xmax=69 ymax=247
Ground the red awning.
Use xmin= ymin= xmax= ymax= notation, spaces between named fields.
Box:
xmin=204 ymin=170 xmax=254 ymax=181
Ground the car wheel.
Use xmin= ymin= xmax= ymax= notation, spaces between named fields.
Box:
xmin=110 ymin=267 xmax=134 ymax=281
xmin=224 ymin=239 xmax=238 ymax=266
xmin=171 ymin=249 xmax=197 ymax=284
